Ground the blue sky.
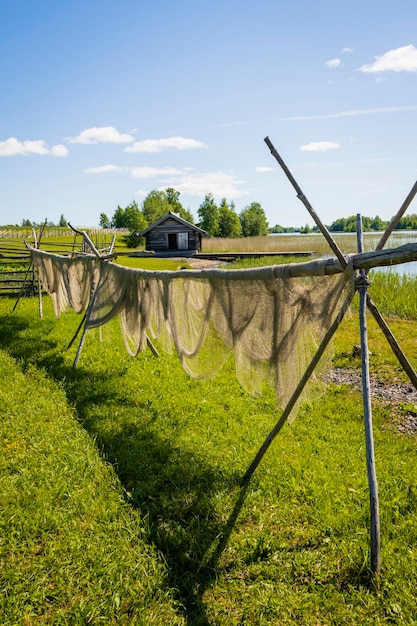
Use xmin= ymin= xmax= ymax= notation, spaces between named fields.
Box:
xmin=1 ymin=0 xmax=417 ymax=228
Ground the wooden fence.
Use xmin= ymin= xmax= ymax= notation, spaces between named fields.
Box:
xmin=0 ymin=229 xmax=123 ymax=298
xmin=0 ymin=240 xmax=35 ymax=297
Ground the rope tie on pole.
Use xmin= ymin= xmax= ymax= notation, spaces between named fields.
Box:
xmin=354 ymin=274 xmax=371 ymax=291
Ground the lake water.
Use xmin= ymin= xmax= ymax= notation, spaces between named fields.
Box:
xmin=364 ymin=231 xmax=417 ymax=276
xmin=271 ymin=231 xmax=417 ymax=275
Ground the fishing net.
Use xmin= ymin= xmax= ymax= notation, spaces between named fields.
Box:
xmin=30 ymin=247 xmax=354 ymax=408
xmin=32 ymin=249 xmax=98 ymax=317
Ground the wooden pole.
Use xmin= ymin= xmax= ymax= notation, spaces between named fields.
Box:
xmin=376 ymin=180 xmax=417 ymax=251
xmin=264 ymin=136 xmax=347 ymax=268
xmin=67 ymin=313 xmax=87 ymax=350
xmin=366 ymin=294 xmax=417 ymax=390
xmin=242 ymin=289 xmax=354 ymax=483
xmin=68 ymin=223 xmax=101 ymax=258
xmin=31 ymin=226 xmax=44 ymax=318
xmin=73 ymin=277 xmax=98 ymax=367
xmin=356 ymin=214 xmax=381 ymax=576
xmin=109 ymin=234 xmax=116 ymax=254
xmin=13 ymin=219 xmax=47 ymax=312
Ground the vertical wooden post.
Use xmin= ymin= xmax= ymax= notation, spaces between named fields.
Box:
xmin=73 ymin=276 xmax=98 ymax=367
xmin=356 ymin=214 xmax=381 ymax=576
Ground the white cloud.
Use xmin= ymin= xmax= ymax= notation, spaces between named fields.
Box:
xmin=255 ymin=166 xmax=275 ymax=173
xmin=0 ymin=137 xmax=67 ymax=157
xmin=282 ymin=105 xmax=417 ymax=121
xmin=84 ymin=160 xmax=247 ymax=198
xmin=131 ymin=166 xmax=184 ymax=179
xmin=159 ymin=171 xmax=248 ymax=199
xmin=300 ymin=141 xmax=340 ymax=152
xmin=125 ymin=136 xmax=207 ymax=153
xmin=359 ymin=44 xmax=417 ymax=73
xmin=84 ymin=164 xmax=126 ymax=174
xmin=342 ymin=47 xmax=354 ymax=53
xmin=326 ymin=58 xmax=341 ymax=68
xmin=50 ymin=144 xmax=68 ymax=157
xmin=67 ymin=126 xmax=134 ymax=144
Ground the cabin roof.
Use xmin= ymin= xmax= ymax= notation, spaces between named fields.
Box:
xmin=137 ymin=211 xmax=209 ymax=238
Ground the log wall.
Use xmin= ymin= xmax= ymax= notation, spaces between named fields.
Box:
xmin=145 ymin=218 xmax=202 ymax=252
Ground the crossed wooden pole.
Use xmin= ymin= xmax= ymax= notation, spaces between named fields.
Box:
xmin=244 ymin=137 xmax=417 ymax=576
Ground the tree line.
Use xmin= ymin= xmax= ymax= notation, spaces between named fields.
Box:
xmin=20 ymin=214 xmax=69 ymax=228
xmin=270 ymin=214 xmax=417 ymax=234
xmin=99 ymin=188 xmax=269 ymax=246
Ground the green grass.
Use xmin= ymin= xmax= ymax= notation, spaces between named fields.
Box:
xmin=115 ymin=256 xmax=191 ymax=270
xmin=1 ymin=278 xmax=417 ymax=623
xmin=0 ymin=336 xmax=185 ymax=624
xmin=368 ymin=270 xmax=417 ymax=320
xmin=226 ymin=255 xmax=310 ymax=269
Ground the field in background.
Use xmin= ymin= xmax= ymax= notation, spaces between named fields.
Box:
xmin=202 ymin=231 xmax=417 ymax=256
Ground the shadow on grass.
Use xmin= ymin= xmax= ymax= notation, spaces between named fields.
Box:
xmin=0 ymin=311 xmax=254 ymax=625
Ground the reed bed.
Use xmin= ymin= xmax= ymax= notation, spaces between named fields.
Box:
xmin=368 ymin=270 xmax=417 ymax=320
xmin=202 ymin=232 xmax=417 ymax=257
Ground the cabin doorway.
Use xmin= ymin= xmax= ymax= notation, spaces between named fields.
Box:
xmin=168 ymin=232 xmax=188 ymax=250
xmin=168 ymin=233 xmax=178 ymax=249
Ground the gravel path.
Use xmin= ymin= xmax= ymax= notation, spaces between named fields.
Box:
xmin=325 ymin=368 xmax=417 ymax=435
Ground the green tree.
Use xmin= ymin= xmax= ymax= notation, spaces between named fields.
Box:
xmin=197 ymin=194 xmax=219 ymax=236
xmin=126 ymin=201 xmax=147 ymax=246
xmin=99 ymin=213 xmax=110 ymax=228
xmin=124 ymin=200 xmax=146 ymax=232
xmin=111 ymin=206 xmax=127 ymax=228
xmin=268 ymin=224 xmax=284 ymax=234
xmin=165 ymin=188 xmax=194 ymax=223
xmin=58 ymin=214 xmax=68 ymax=227
xmin=217 ymin=198 xmax=242 ymax=238
xmin=239 ymin=202 xmax=268 ymax=237
xmin=142 ymin=190 xmax=170 ymax=225
xmin=141 ymin=188 xmax=193 ymax=226
xmin=21 ymin=218 xmax=32 ymax=227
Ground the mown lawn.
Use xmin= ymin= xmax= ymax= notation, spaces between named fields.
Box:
xmin=0 ymin=280 xmax=417 ymax=624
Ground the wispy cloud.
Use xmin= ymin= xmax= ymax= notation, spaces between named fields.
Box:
xmin=281 ymin=105 xmax=417 ymax=121
xmin=326 ymin=58 xmax=341 ymax=68
xmin=300 ymin=141 xmax=340 ymax=153
xmin=0 ymin=137 xmax=68 ymax=157
xmin=67 ymin=126 xmax=134 ymax=144
xmin=84 ymin=164 xmax=127 ymax=174
xmin=255 ymin=166 xmax=275 ymax=173
xmin=125 ymin=136 xmax=207 ymax=153
xmin=127 ymin=166 xmax=247 ymax=198
xmin=342 ymin=47 xmax=354 ymax=53
xmin=359 ymin=44 xmax=417 ymax=73
xmin=161 ymin=171 xmax=248 ymax=199
xmin=83 ymin=158 xmax=247 ymax=198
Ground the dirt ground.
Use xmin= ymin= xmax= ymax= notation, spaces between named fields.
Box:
xmin=325 ymin=368 xmax=417 ymax=435
xmin=185 ymin=257 xmax=222 ymax=270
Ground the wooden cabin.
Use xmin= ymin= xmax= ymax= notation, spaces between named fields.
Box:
xmin=137 ymin=211 xmax=209 ymax=256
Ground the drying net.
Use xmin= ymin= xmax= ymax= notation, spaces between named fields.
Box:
xmin=31 ymin=248 xmax=98 ymax=317
xmin=30 ymin=247 xmax=354 ymax=409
